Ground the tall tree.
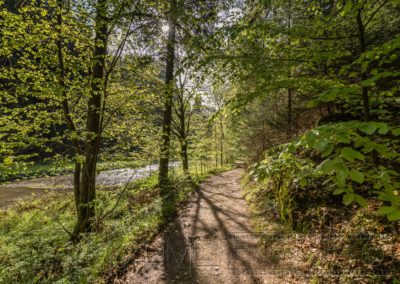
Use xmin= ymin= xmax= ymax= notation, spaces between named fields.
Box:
xmin=73 ymin=0 xmax=109 ymax=236
xmin=171 ymin=66 xmax=199 ymax=176
xmin=159 ymin=0 xmax=177 ymax=185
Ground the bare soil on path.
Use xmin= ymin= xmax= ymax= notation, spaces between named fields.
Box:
xmin=114 ymin=169 xmax=304 ymax=284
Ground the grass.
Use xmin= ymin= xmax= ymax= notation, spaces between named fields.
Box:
xmin=0 ymin=164 xmax=231 ymax=283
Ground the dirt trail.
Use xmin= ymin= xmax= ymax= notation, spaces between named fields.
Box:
xmin=115 ymin=170 xmax=302 ymax=284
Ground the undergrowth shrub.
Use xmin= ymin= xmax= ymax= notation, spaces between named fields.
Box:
xmin=247 ymin=121 xmax=400 ymax=230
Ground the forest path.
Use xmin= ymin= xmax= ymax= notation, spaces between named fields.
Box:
xmin=114 ymin=169 xmax=302 ymax=284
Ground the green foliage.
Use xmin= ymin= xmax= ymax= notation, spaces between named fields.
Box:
xmin=294 ymin=121 xmax=400 ymax=220
xmin=247 ymin=145 xmax=324 ymax=224
xmin=249 ymin=121 xmax=400 ymax=223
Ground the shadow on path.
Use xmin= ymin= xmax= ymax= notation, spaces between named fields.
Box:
xmin=115 ymin=170 xmax=302 ymax=284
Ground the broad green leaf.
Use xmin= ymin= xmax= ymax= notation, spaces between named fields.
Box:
xmin=359 ymin=124 xmax=378 ymax=135
xmin=321 ymin=144 xmax=334 ymax=158
xmin=377 ymin=124 xmax=389 ymax=135
xmin=349 ymin=169 xmax=364 ymax=184
xmin=392 ymin=128 xmax=400 ymax=136
xmin=387 ymin=209 xmax=400 ymax=221
xmin=316 ymin=158 xmax=334 ymax=173
xmin=314 ymin=138 xmax=329 ymax=152
xmin=333 ymin=187 xmax=345 ymax=195
xmin=354 ymin=194 xmax=367 ymax=207
xmin=317 ymin=157 xmax=342 ymax=174
xmin=341 ymin=147 xmax=365 ymax=162
xmin=377 ymin=206 xmax=398 ymax=215
xmin=303 ymin=131 xmax=318 ymax=148
xmin=343 ymin=193 xmax=355 ymax=205
xmin=379 ymin=170 xmax=391 ymax=182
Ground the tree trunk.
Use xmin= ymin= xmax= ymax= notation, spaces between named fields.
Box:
xmin=286 ymin=0 xmax=293 ymax=138
xmin=180 ymin=139 xmax=189 ymax=174
xmin=179 ymin=106 xmax=189 ymax=175
xmin=214 ymin=123 xmax=218 ymax=168
xmin=159 ymin=0 xmax=176 ymax=185
xmin=219 ymin=115 xmax=224 ymax=167
xmin=356 ymin=8 xmax=370 ymax=122
xmin=73 ymin=0 xmax=108 ymax=237
xmin=287 ymin=87 xmax=292 ymax=133
xmin=56 ymin=0 xmax=82 ymax=217
xmin=73 ymin=162 xmax=81 ymax=213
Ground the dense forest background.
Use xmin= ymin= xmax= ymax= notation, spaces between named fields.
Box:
xmin=0 ymin=0 xmax=399 ymax=282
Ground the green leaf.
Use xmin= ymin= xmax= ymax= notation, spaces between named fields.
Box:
xmin=331 ymin=159 xmax=349 ymax=186
xmin=377 ymin=206 xmax=398 ymax=215
xmin=333 ymin=187 xmax=345 ymax=195
xmin=349 ymin=169 xmax=365 ymax=184
xmin=316 ymin=158 xmax=335 ymax=174
xmin=303 ymin=131 xmax=318 ymax=148
xmin=343 ymin=193 xmax=355 ymax=205
xmin=379 ymin=170 xmax=391 ymax=182
xmin=288 ymin=143 xmax=296 ymax=153
xmin=392 ymin=128 xmax=400 ymax=136
xmin=321 ymin=145 xmax=334 ymax=158
xmin=360 ymin=79 xmax=375 ymax=87
xmin=387 ymin=209 xmax=400 ymax=221
xmin=341 ymin=147 xmax=365 ymax=162
xmin=378 ymin=124 xmax=389 ymax=135
xmin=340 ymin=1 xmax=353 ymax=16
xmin=314 ymin=138 xmax=329 ymax=152
xmin=354 ymin=194 xmax=367 ymax=207
xmin=359 ymin=123 xmax=378 ymax=135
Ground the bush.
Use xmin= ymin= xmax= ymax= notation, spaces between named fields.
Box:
xmin=247 ymin=121 xmax=400 ymax=225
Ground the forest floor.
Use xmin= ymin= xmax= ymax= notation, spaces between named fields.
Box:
xmin=114 ymin=169 xmax=303 ymax=284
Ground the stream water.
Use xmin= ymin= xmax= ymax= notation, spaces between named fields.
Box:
xmin=0 ymin=163 xmax=178 ymax=209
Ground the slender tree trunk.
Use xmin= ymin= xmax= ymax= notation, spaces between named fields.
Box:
xmin=73 ymin=163 xmax=81 ymax=213
xmin=180 ymin=140 xmax=189 ymax=173
xmin=179 ymin=113 xmax=189 ymax=174
xmin=56 ymin=0 xmax=82 ymax=216
xmin=287 ymin=88 xmax=292 ymax=130
xmin=159 ymin=0 xmax=176 ymax=185
xmin=73 ymin=0 xmax=108 ymax=237
xmin=219 ymin=115 xmax=224 ymax=167
xmin=356 ymin=8 xmax=370 ymax=121
xmin=214 ymin=123 xmax=218 ymax=168
xmin=286 ymin=0 xmax=293 ymax=138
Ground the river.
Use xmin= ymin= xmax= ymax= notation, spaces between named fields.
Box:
xmin=0 ymin=163 xmax=178 ymax=209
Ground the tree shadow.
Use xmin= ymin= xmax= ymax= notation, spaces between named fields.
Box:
xmin=161 ymin=173 xmax=278 ymax=284
xmin=162 ymin=217 xmax=198 ymax=283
